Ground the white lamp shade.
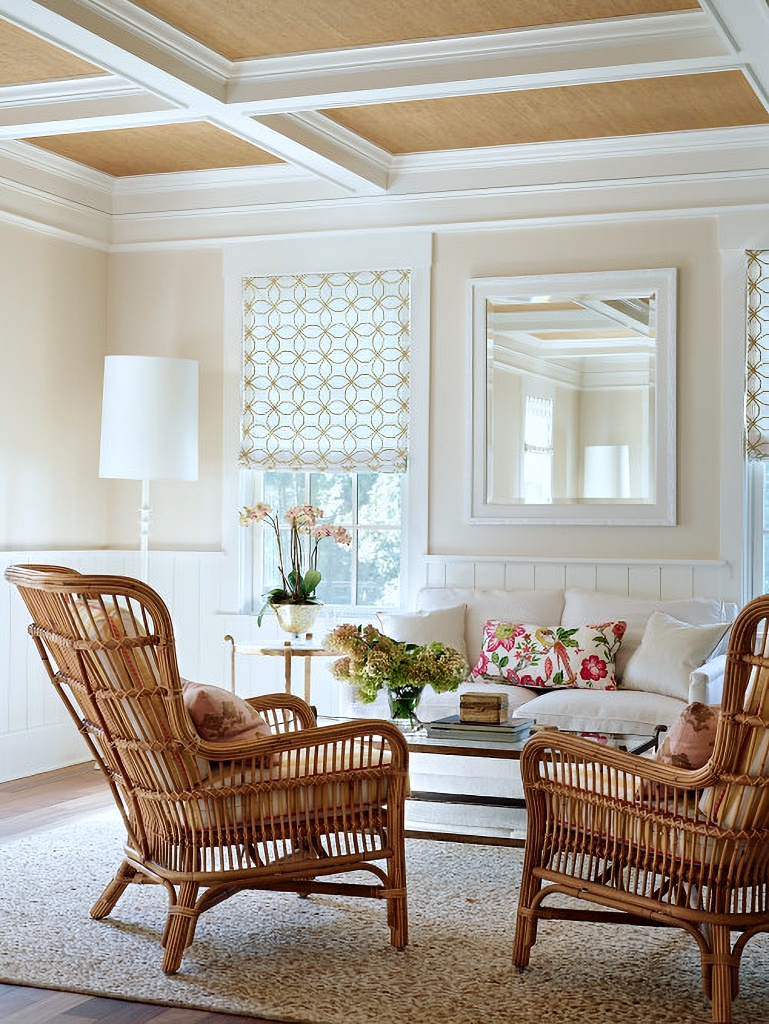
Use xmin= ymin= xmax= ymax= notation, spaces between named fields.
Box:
xmin=583 ymin=445 xmax=630 ymax=499
xmin=99 ymin=356 xmax=199 ymax=481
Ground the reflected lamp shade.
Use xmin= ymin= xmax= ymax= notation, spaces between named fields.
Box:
xmin=582 ymin=445 xmax=630 ymax=500
xmin=99 ymin=356 xmax=199 ymax=481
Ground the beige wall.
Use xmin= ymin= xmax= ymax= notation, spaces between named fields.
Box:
xmin=430 ymin=216 xmax=721 ymax=559
xmin=1 ymin=215 xmax=727 ymax=569
xmin=0 ymin=222 xmax=108 ymax=548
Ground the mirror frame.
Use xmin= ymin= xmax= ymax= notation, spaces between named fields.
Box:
xmin=467 ymin=268 xmax=677 ymax=525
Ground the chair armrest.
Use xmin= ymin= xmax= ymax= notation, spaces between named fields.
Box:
xmin=520 ymin=728 xmax=712 ymax=810
xmin=244 ymin=692 xmax=317 ymax=732
xmin=195 ymin=715 xmax=409 ymax=774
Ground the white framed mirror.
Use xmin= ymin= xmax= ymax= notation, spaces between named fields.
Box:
xmin=468 ymin=268 xmax=676 ymax=525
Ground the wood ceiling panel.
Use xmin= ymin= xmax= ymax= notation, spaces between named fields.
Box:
xmin=131 ymin=0 xmax=699 ymax=60
xmin=0 ymin=20 xmax=104 ymax=85
xmin=324 ymin=71 xmax=769 ymax=153
xmin=25 ymin=122 xmax=282 ymax=176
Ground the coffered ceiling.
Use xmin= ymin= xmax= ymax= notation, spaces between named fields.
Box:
xmin=0 ymin=0 xmax=767 ymax=214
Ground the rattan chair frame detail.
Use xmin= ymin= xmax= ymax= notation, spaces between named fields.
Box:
xmin=6 ymin=565 xmax=410 ymax=974
xmin=513 ymin=593 xmax=769 ymax=1023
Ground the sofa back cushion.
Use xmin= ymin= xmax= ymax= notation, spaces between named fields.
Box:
xmin=562 ymin=590 xmax=737 ymax=681
xmin=417 ymin=588 xmax=566 ymax=666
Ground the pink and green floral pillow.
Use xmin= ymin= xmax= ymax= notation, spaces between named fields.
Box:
xmin=471 ymin=620 xmax=626 ymax=690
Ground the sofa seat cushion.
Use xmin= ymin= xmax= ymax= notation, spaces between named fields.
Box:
xmin=511 ymin=688 xmax=686 ymax=735
xmin=417 ymin=679 xmax=539 ymax=721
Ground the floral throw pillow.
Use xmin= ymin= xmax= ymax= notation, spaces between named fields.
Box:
xmin=470 ymin=620 xmax=626 ymax=690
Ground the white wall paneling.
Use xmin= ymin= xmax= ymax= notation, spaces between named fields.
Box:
xmin=420 ymin=555 xmax=734 ymax=603
xmin=0 ymin=547 xmax=737 ymax=782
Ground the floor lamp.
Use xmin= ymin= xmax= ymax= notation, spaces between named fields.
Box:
xmin=99 ymin=355 xmax=199 ymax=582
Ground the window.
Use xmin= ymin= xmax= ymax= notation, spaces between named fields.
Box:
xmin=237 ymin=268 xmax=410 ymax=613
xmin=241 ymin=468 xmax=403 ymax=609
xmin=521 ymin=395 xmax=553 ymax=503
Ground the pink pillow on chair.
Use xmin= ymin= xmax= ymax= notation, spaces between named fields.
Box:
xmin=182 ymin=680 xmax=273 ymax=743
xmin=655 ymin=702 xmax=719 ymax=770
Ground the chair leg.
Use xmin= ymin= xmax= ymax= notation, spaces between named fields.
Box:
xmin=513 ymin=865 xmax=544 ymax=970
xmin=161 ymin=881 xmax=200 ymax=974
xmin=707 ymin=925 xmax=736 ymax=1024
xmin=90 ymin=859 xmax=138 ymax=919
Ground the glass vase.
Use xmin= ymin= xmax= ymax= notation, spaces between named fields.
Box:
xmin=387 ymin=685 xmax=423 ymax=731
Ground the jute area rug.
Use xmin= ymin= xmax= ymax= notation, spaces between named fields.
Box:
xmin=1 ymin=809 xmax=767 ymax=1024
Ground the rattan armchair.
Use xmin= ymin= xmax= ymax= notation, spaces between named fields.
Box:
xmin=513 ymin=593 xmax=769 ymax=1022
xmin=6 ymin=565 xmax=409 ymax=974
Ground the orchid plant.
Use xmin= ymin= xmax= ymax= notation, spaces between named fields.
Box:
xmin=239 ymin=503 xmax=352 ymax=624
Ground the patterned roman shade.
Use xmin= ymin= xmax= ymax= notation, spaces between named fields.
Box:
xmin=746 ymin=250 xmax=769 ymax=461
xmin=239 ymin=269 xmax=410 ymax=472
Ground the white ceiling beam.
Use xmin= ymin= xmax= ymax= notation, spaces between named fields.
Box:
xmin=226 ymin=10 xmax=735 ymax=112
xmin=700 ymin=0 xmax=769 ymax=112
xmin=0 ymin=0 xmax=388 ymax=192
xmin=0 ymin=76 xmax=183 ymax=137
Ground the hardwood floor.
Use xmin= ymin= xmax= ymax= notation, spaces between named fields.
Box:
xmin=0 ymin=762 xmax=280 ymax=1024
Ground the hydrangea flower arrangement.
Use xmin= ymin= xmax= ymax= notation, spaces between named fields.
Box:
xmin=323 ymin=623 xmax=468 ymax=704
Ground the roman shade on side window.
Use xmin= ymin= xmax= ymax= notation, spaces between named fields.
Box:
xmin=239 ymin=270 xmax=411 ymax=473
xmin=746 ymin=250 xmax=769 ymax=461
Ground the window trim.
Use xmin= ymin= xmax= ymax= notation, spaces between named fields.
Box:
xmin=221 ymin=232 xmax=432 ymax=616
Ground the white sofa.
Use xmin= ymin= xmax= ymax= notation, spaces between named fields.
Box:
xmin=379 ymin=587 xmax=737 ymax=740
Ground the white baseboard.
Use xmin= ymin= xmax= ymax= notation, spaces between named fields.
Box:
xmin=0 ymin=721 xmax=87 ymax=783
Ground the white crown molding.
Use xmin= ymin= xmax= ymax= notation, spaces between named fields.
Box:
xmin=701 ymin=0 xmax=769 ymax=112
xmin=0 ymin=138 xmax=113 ymax=196
xmin=105 ymin=166 xmax=769 ymax=253
xmin=392 ymin=124 xmax=769 ymax=174
xmin=0 ymin=200 xmax=110 ymax=248
xmin=0 ymin=74 xmax=133 ymax=106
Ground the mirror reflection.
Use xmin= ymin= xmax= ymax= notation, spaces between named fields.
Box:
xmin=488 ymin=291 xmax=655 ymax=505
xmin=469 ymin=270 xmax=676 ymax=525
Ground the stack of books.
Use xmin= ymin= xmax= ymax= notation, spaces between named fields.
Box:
xmin=424 ymin=714 xmax=532 ymax=743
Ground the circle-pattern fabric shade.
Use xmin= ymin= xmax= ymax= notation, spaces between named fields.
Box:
xmin=239 ymin=269 xmax=410 ymax=472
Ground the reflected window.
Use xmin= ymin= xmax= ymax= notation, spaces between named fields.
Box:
xmin=522 ymin=395 xmax=553 ymax=503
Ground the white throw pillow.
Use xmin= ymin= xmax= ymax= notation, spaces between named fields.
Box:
xmin=621 ymin=611 xmax=731 ymax=701
xmin=377 ymin=605 xmax=467 ymax=660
